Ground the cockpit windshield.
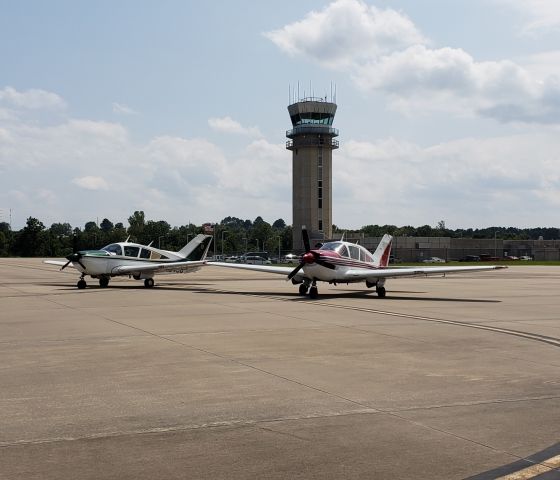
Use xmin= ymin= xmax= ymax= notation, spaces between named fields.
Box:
xmin=102 ymin=244 xmax=122 ymax=256
xmin=320 ymin=242 xmax=349 ymax=258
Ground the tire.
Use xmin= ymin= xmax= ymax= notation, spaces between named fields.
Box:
xmin=376 ymin=286 xmax=386 ymax=298
xmin=77 ymin=279 xmax=87 ymax=289
xmin=299 ymin=284 xmax=308 ymax=296
xmin=99 ymin=277 xmax=109 ymax=288
xmin=144 ymin=278 xmax=155 ymax=288
xmin=309 ymin=287 xmax=318 ymax=299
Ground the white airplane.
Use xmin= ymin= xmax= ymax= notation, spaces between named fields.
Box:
xmin=44 ymin=234 xmax=213 ymax=289
xmin=209 ymin=227 xmax=506 ymax=299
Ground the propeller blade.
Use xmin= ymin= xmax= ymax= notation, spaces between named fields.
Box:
xmin=287 ymin=262 xmax=304 ymax=280
xmin=60 ymin=260 xmax=72 ymax=271
xmin=302 ymin=226 xmax=311 ymax=252
xmin=315 ymin=259 xmax=336 ymax=270
xmin=64 ymin=252 xmax=86 ymax=271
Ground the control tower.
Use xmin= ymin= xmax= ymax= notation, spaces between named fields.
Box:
xmin=286 ymin=97 xmax=339 ymax=251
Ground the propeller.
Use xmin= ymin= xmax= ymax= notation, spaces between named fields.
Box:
xmin=287 ymin=226 xmax=335 ymax=280
xmin=61 ymin=252 xmax=86 ymax=270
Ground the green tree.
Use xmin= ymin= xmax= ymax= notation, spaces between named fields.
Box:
xmin=100 ymin=218 xmax=114 ymax=233
xmin=15 ymin=217 xmax=47 ymax=256
xmin=128 ymin=211 xmax=145 ymax=242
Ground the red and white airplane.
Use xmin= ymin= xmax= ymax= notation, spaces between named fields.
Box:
xmin=209 ymin=227 xmax=506 ymax=299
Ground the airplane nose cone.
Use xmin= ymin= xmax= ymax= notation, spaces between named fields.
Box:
xmin=302 ymin=252 xmax=315 ymax=264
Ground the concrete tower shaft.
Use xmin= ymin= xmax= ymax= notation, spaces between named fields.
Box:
xmin=286 ymin=98 xmax=339 ymax=252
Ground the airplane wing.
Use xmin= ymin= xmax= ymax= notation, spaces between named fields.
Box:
xmin=345 ymin=265 xmax=507 ymax=281
xmin=43 ymin=260 xmax=77 ymax=269
xmin=112 ymin=260 xmax=206 ymax=275
xmin=207 ymin=262 xmax=297 ymax=276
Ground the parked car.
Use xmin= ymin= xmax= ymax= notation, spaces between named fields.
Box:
xmin=225 ymin=256 xmax=240 ymax=263
xmin=422 ymin=257 xmax=446 ymax=263
xmin=503 ymin=255 xmax=519 ymax=260
xmin=282 ymin=253 xmax=300 ymax=264
xmin=389 ymin=255 xmax=402 ymax=264
xmin=519 ymin=255 xmax=533 ymax=261
xmin=244 ymin=255 xmax=272 ymax=265
xmin=459 ymin=255 xmax=481 ymax=262
xmin=479 ymin=254 xmax=501 ymax=261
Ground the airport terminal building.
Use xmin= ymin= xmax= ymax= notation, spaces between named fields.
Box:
xmin=347 ymin=235 xmax=560 ymax=261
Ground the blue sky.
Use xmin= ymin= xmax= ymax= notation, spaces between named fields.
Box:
xmin=1 ymin=0 xmax=560 ymax=230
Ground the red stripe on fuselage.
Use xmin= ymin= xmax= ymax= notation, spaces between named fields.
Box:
xmin=311 ymin=250 xmax=382 ymax=270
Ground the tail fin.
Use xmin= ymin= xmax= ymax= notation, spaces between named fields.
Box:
xmin=372 ymin=234 xmax=393 ymax=267
xmin=177 ymin=234 xmax=213 ymax=261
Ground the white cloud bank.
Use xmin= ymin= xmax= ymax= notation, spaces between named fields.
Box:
xmin=0 ymin=88 xmax=287 ymax=229
xmin=0 ymin=86 xmax=66 ymax=110
xmin=2 ymin=86 xmax=559 ymax=230
xmin=266 ymin=0 xmax=560 ymax=124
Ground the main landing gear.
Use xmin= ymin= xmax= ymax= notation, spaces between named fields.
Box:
xmin=298 ymin=281 xmax=319 ymax=299
xmin=99 ymin=276 xmax=110 ymax=288
xmin=144 ymin=278 xmax=155 ymax=288
xmin=366 ymin=280 xmax=387 ymax=298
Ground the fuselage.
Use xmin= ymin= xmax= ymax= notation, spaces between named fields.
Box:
xmin=71 ymin=242 xmax=195 ymax=277
xmin=300 ymin=240 xmax=382 ymax=282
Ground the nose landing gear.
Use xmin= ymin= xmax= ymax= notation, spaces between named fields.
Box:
xmin=77 ymin=274 xmax=87 ymax=289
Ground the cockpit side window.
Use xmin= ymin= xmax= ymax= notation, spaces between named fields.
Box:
xmin=102 ymin=244 xmax=122 ymax=256
xmin=124 ymin=246 xmax=140 ymax=257
xmin=360 ymin=248 xmax=373 ymax=262
xmin=140 ymin=248 xmax=151 ymax=259
xmin=348 ymin=245 xmax=360 ymax=260
xmin=337 ymin=245 xmax=349 ymax=258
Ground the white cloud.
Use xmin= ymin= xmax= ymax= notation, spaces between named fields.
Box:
xmin=334 ymin=134 xmax=560 ymax=228
xmin=72 ymin=176 xmax=110 ymax=190
xmin=267 ymin=1 xmax=560 ymax=124
xmin=0 ymin=86 xmax=66 ymax=110
xmin=264 ymin=0 xmax=425 ymax=69
xmin=112 ymin=102 xmax=138 ymax=115
xmin=208 ymin=116 xmax=262 ymax=137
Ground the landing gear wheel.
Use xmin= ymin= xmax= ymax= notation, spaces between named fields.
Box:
xmin=144 ymin=278 xmax=155 ymax=288
xmin=366 ymin=280 xmax=376 ymax=289
xmin=77 ymin=279 xmax=87 ymax=289
xmin=309 ymin=286 xmax=319 ymax=299
xmin=99 ymin=277 xmax=109 ymax=288
xmin=376 ymin=286 xmax=386 ymax=298
xmin=299 ymin=284 xmax=308 ymax=296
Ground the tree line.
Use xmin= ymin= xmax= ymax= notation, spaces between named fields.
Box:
xmin=0 ymin=213 xmax=557 ymax=257
xmin=0 ymin=212 xmax=293 ymax=257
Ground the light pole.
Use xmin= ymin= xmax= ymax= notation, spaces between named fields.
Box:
xmin=221 ymin=230 xmax=228 ymax=258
